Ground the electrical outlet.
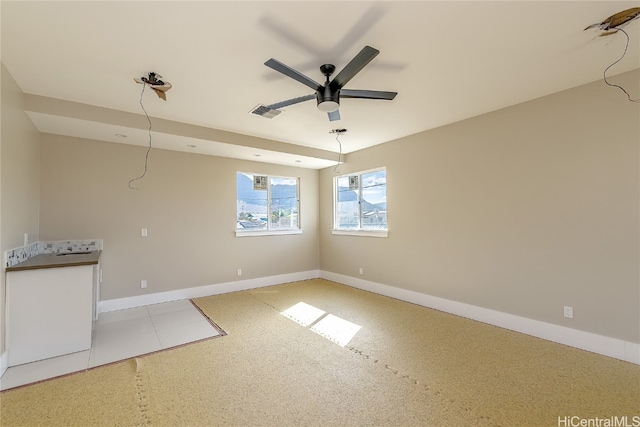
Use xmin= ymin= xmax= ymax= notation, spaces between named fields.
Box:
xmin=141 ymin=228 xmax=148 ymax=237
xmin=237 ymin=268 xmax=242 ymax=276
xmin=359 ymin=267 xmax=363 ymax=275
xmin=24 ymin=233 xmax=29 ymax=246
xmin=563 ymin=306 xmax=573 ymax=319
xmin=141 ymin=280 xmax=147 ymax=289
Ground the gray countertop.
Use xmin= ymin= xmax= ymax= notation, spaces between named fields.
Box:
xmin=6 ymin=251 xmax=102 ymax=272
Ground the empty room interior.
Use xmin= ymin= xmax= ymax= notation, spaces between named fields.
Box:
xmin=1 ymin=1 xmax=639 ymax=426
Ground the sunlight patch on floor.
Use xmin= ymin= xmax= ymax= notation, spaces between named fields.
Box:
xmin=280 ymin=302 xmax=326 ymax=327
xmin=310 ymin=314 xmax=361 ymax=347
xmin=280 ymin=302 xmax=361 ymax=347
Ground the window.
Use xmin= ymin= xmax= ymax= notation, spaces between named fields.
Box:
xmin=236 ymin=172 xmax=300 ymax=235
xmin=334 ymin=168 xmax=387 ymax=236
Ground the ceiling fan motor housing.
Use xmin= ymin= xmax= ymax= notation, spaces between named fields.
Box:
xmin=317 ymin=64 xmax=340 ymax=112
xmin=316 ymin=86 xmax=340 ymax=112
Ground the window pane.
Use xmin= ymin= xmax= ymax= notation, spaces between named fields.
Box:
xmin=270 ymin=177 xmax=298 ymax=229
xmin=361 ymin=170 xmax=387 ymax=230
xmin=237 ymin=172 xmax=267 ymax=230
xmin=336 ymin=176 xmax=359 ymax=229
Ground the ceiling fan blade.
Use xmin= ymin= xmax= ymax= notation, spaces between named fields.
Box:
xmin=328 ymin=110 xmax=341 ymax=121
xmin=329 ymin=46 xmax=379 ymax=90
xmin=264 ymin=58 xmax=321 ymax=91
xmin=267 ymin=94 xmax=315 ymax=110
xmin=341 ymin=89 xmax=397 ymax=100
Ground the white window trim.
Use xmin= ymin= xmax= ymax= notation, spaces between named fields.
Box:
xmin=331 ymin=229 xmax=388 ymax=238
xmin=333 ymin=167 xmax=387 ymax=235
xmin=236 ymin=172 xmax=301 ymax=237
xmin=236 ymin=229 xmax=303 ymax=237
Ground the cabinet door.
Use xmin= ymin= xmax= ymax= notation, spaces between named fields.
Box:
xmin=7 ymin=265 xmax=94 ymax=366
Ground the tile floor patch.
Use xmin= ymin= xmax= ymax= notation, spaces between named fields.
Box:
xmin=0 ymin=299 xmax=224 ymax=391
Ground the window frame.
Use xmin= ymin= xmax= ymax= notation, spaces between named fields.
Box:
xmin=332 ymin=167 xmax=388 ymax=238
xmin=236 ymin=172 xmax=302 ymax=237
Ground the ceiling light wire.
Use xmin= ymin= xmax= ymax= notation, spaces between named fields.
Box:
xmin=603 ymin=28 xmax=639 ymax=103
xmin=128 ymin=82 xmax=154 ymax=190
xmin=333 ymin=133 xmax=343 ymax=174
xmin=330 ymin=129 xmax=347 ymax=174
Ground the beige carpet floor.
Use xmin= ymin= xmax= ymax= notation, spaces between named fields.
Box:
xmin=1 ymin=279 xmax=638 ymax=426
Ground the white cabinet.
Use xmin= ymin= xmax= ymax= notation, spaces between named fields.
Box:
xmin=6 ymin=264 xmax=96 ymax=366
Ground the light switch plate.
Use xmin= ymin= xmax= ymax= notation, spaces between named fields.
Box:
xmin=563 ymin=306 xmax=573 ymax=319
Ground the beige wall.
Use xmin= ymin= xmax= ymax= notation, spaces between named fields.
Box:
xmin=1 ymin=63 xmax=41 ymax=356
xmin=2 ymin=61 xmax=637 ymax=356
xmin=39 ymin=134 xmax=319 ymax=300
xmin=320 ymin=69 xmax=640 ymax=343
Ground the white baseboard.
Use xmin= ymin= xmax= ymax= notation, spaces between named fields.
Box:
xmin=0 ymin=350 xmax=8 ymax=378
xmin=320 ymin=271 xmax=640 ymax=365
xmin=97 ymin=269 xmax=639 ymax=365
xmin=99 ymin=270 xmax=320 ymax=313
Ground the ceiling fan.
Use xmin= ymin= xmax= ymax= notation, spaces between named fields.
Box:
xmin=255 ymin=46 xmax=397 ymax=121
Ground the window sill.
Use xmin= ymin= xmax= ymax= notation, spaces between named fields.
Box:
xmin=331 ymin=229 xmax=388 ymax=238
xmin=236 ymin=229 xmax=303 ymax=237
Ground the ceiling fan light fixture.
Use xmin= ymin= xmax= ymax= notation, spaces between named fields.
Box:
xmin=263 ymin=46 xmax=396 ymax=121
xmin=317 ymin=100 xmax=340 ymax=112
xmin=316 ymin=85 xmax=340 ymax=112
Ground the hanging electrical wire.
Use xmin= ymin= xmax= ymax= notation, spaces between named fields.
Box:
xmin=330 ymin=129 xmax=346 ymax=174
xmin=602 ymin=28 xmax=639 ymax=103
xmin=334 ymin=134 xmax=343 ymax=174
xmin=584 ymin=7 xmax=640 ymax=102
xmin=128 ymin=82 xmax=154 ymax=190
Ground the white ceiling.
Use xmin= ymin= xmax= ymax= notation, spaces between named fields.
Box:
xmin=2 ymin=1 xmax=639 ymax=169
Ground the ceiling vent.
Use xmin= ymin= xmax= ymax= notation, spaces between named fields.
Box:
xmin=250 ymin=104 xmax=282 ymax=119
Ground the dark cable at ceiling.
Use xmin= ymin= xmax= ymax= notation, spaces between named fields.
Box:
xmin=602 ymin=28 xmax=639 ymax=103
xmin=330 ymin=129 xmax=347 ymax=174
xmin=128 ymin=82 xmax=154 ymax=190
xmin=585 ymin=7 xmax=640 ymax=103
